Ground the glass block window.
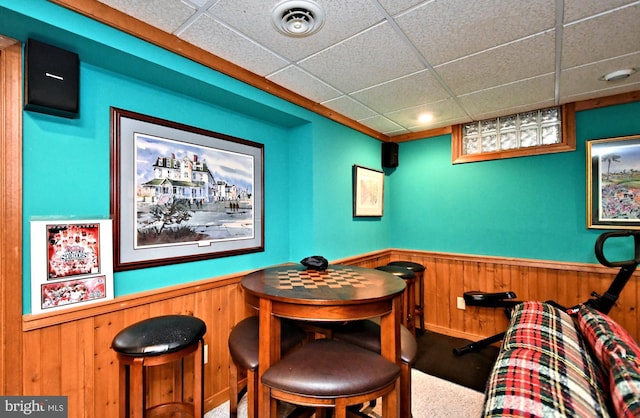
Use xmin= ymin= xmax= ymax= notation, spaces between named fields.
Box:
xmin=452 ymin=104 xmax=575 ymax=164
xmin=462 ymin=107 xmax=561 ymax=155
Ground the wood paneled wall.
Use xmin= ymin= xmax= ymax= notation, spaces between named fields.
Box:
xmin=386 ymin=250 xmax=639 ymax=341
xmin=20 ymin=250 xmax=639 ymax=417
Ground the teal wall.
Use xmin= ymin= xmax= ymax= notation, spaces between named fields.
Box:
xmin=2 ymin=1 xmax=389 ymax=313
xmin=3 ymin=1 xmax=640 ymax=314
xmin=389 ymin=101 xmax=640 ymax=264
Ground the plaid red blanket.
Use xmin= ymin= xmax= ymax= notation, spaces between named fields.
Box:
xmin=482 ymin=301 xmax=610 ymax=417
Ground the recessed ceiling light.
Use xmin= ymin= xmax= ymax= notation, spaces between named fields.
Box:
xmin=417 ymin=113 xmax=433 ymax=124
xmin=600 ymin=68 xmax=637 ymax=82
xmin=271 ymin=0 xmax=325 ymax=38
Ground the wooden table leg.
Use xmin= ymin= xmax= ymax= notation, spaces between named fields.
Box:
xmin=379 ymin=294 xmax=401 ymax=417
xmin=257 ymin=298 xmax=281 ymax=418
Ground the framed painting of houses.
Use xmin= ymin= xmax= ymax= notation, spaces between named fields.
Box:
xmin=30 ymin=218 xmax=114 ymax=314
xmin=111 ymin=108 xmax=264 ymax=270
xmin=587 ymin=134 xmax=640 ymax=229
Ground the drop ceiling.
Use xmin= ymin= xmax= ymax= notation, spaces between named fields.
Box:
xmin=73 ymin=0 xmax=640 ymax=138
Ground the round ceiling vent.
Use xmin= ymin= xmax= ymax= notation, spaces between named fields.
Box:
xmin=271 ymin=0 xmax=325 ymax=38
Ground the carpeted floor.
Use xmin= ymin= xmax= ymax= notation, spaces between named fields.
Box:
xmin=411 ymin=330 xmax=500 ymax=393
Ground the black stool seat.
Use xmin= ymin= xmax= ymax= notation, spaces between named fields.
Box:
xmin=463 ymin=290 xmax=517 ymax=306
xmin=388 ymin=261 xmax=425 ymax=273
xmin=112 ymin=314 xmax=206 ymax=356
xmin=375 ymin=265 xmax=415 ymax=280
xmin=262 ymin=339 xmax=399 ymax=396
xmin=228 ymin=316 xmax=307 ymax=371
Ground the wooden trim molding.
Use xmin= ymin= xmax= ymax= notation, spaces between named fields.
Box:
xmin=1 ymin=39 xmax=23 ymax=396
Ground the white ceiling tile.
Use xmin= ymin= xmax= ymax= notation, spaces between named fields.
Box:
xmin=563 ymin=0 xmax=637 ymax=23
xmin=351 ymin=70 xmax=451 ymax=114
xmin=376 ymin=0 xmax=425 ymax=16
xmin=458 ymin=75 xmax=556 ymax=119
xmin=299 ymin=23 xmax=425 ymax=93
xmin=323 ymin=96 xmax=377 ymax=121
xmin=98 ymin=0 xmax=195 ymax=33
xmin=384 ymin=99 xmax=469 ymax=130
xmin=268 ymin=66 xmax=342 ymax=103
xmin=358 ymin=116 xmax=407 ymax=135
xmin=436 ymin=32 xmax=556 ymax=96
xmin=560 ymin=81 xmax=640 ymax=104
xmin=179 ymin=13 xmax=289 ymax=76
xmin=206 ymin=0 xmax=384 ymax=62
xmin=559 ymin=53 xmax=640 ymax=100
xmin=91 ymin=0 xmax=640 ymax=139
xmin=562 ymin=4 xmax=640 ymax=69
xmin=397 ymin=0 xmax=556 ymax=66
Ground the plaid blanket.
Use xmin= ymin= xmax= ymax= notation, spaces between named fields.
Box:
xmin=483 ymin=301 xmax=611 ymax=417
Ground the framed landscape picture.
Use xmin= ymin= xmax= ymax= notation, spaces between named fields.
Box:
xmin=353 ymin=165 xmax=384 ymax=217
xmin=30 ymin=218 xmax=114 ymax=314
xmin=111 ymin=108 xmax=264 ymax=270
xmin=587 ymin=134 xmax=640 ymax=229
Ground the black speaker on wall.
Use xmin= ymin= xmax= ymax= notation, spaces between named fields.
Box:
xmin=381 ymin=142 xmax=399 ymax=168
xmin=24 ymin=39 xmax=79 ymax=118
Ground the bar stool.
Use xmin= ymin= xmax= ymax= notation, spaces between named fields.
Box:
xmin=388 ymin=261 xmax=426 ymax=332
xmin=111 ymin=314 xmax=206 ymax=418
xmin=227 ymin=316 xmax=307 ymax=417
xmin=332 ymin=319 xmax=417 ymax=418
xmin=261 ymin=338 xmax=400 ymax=418
xmin=376 ymin=265 xmax=416 ymax=335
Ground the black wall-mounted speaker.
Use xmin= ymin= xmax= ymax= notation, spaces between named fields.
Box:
xmin=381 ymin=142 xmax=399 ymax=168
xmin=24 ymin=39 xmax=79 ymax=118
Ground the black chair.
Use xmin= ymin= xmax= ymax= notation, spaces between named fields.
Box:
xmin=454 ymin=230 xmax=640 ymax=355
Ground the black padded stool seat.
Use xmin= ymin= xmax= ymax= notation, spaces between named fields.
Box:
xmin=332 ymin=319 xmax=416 ymax=418
xmin=262 ymin=338 xmax=400 ymax=418
xmin=388 ymin=261 xmax=426 ymax=332
xmin=111 ymin=315 xmax=206 ymax=418
xmin=376 ymin=265 xmax=417 ymax=334
xmin=375 ymin=265 xmax=415 ymax=280
xmin=112 ymin=314 xmax=206 ymax=356
xmin=228 ymin=316 xmax=307 ymax=417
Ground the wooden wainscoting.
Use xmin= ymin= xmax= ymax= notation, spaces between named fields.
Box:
xmin=387 ymin=249 xmax=640 ymax=342
xmin=19 ymin=251 xmax=639 ymax=418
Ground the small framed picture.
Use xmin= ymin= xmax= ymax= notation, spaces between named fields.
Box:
xmin=353 ymin=165 xmax=384 ymax=217
xmin=30 ymin=219 xmax=114 ymax=314
xmin=587 ymin=134 xmax=640 ymax=229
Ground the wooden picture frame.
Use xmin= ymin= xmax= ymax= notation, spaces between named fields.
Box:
xmin=111 ymin=108 xmax=264 ymax=270
xmin=587 ymin=134 xmax=640 ymax=229
xmin=353 ymin=165 xmax=384 ymax=217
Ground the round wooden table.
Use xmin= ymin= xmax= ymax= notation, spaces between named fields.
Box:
xmin=241 ymin=264 xmax=406 ymax=418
